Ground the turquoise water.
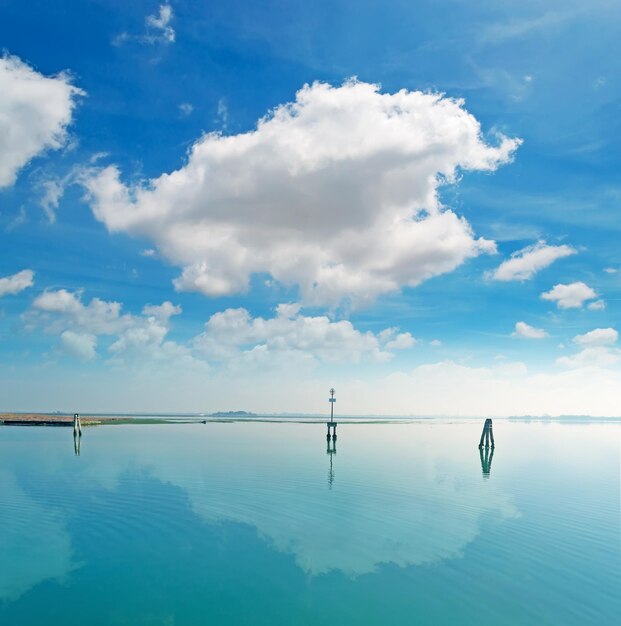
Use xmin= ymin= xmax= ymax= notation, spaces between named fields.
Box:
xmin=0 ymin=419 xmax=619 ymax=625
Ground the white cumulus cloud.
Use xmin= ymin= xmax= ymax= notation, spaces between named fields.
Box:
xmin=26 ymin=289 xmax=415 ymax=368
xmin=541 ymin=281 xmax=597 ymax=309
xmin=60 ymin=330 xmax=97 ymax=361
xmin=384 ymin=331 xmax=417 ymax=350
xmin=142 ymin=301 xmax=182 ymax=323
xmin=573 ymin=328 xmax=618 ymax=348
xmin=28 ymin=289 xmax=193 ymax=366
xmin=0 ymin=269 xmax=34 ymax=297
xmin=489 ymin=241 xmax=576 ymax=281
xmin=194 ymin=304 xmax=415 ymax=364
xmin=83 ymin=80 xmax=520 ymax=307
xmin=0 ymin=55 xmax=83 ymax=188
xmin=513 ymin=321 xmax=548 ymax=339
xmin=31 ymin=289 xmax=131 ymax=334
xmin=557 ymin=327 xmax=619 ymax=368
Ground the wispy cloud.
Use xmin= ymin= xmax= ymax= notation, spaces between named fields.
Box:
xmin=113 ymin=3 xmax=175 ymax=47
xmin=480 ymin=10 xmax=576 ymax=44
xmin=0 ymin=269 xmax=34 ymax=297
xmin=39 ymin=179 xmax=65 ymax=223
xmin=178 ymin=102 xmax=193 ymax=118
xmin=216 ymin=98 xmax=228 ymax=129
xmin=489 ymin=241 xmax=576 ymax=281
xmin=5 ymin=206 xmax=27 ymax=232
xmin=145 ymin=4 xmax=175 ymax=44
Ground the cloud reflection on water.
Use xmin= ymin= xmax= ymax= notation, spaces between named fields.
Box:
xmin=56 ymin=422 xmax=519 ymax=576
xmin=0 ymin=470 xmax=75 ymax=601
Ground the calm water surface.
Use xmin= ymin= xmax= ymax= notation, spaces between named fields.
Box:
xmin=0 ymin=419 xmax=619 ymax=625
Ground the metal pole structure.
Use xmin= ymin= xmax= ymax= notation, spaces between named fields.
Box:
xmin=327 ymin=388 xmax=337 ymax=440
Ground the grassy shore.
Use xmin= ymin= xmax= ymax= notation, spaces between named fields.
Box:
xmin=0 ymin=414 xmax=202 ymax=426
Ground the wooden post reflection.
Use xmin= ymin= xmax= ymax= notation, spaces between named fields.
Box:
xmin=479 ymin=445 xmax=494 ymax=478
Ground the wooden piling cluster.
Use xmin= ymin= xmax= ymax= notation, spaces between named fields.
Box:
xmin=73 ymin=413 xmax=82 ymax=437
xmin=478 ymin=418 xmax=495 ymax=449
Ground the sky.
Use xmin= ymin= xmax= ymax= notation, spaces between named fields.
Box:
xmin=1 ymin=0 xmax=620 ymax=416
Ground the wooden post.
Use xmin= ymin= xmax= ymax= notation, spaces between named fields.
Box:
xmin=478 ymin=419 xmax=488 ymax=448
xmin=73 ymin=413 xmax=82 ymax=437
xmin=478 ymin=418 xmax=494 ymax=449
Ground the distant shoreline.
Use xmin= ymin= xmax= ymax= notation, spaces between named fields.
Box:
xmin=1 ymin=412 xmax=619 ymax=427
xmin=0 ymin=414 xmax=204 ymax=427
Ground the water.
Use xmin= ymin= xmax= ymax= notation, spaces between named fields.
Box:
xmin=0 ymin=419 xmax=619 ymax=625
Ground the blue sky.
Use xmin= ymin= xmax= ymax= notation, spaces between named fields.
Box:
xmin=1 ymin=0 xmax=620 ymax=415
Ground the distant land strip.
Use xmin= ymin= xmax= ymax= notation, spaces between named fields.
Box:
xmin=0 ymin=414 xmax=207 ymax=426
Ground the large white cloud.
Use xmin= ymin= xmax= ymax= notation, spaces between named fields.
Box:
xmin=0 ymin=269 xmax=34 ymax=297
xmin=490 ymin=241 xmax=575 ymax=281
xmin=541 ymin=281 xmax=598 ymax=309
xmin=84 ymin=80 xmax=520 ymax=306
xmin=0 ymin=55 xmax=83 ymax=188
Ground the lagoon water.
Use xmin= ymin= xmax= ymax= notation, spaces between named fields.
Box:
xmin=0 ymin=418 xmax=619 ymax=625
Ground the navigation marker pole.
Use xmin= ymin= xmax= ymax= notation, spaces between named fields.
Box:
xmin=327 ymin=388 xmax=337 ymax=441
